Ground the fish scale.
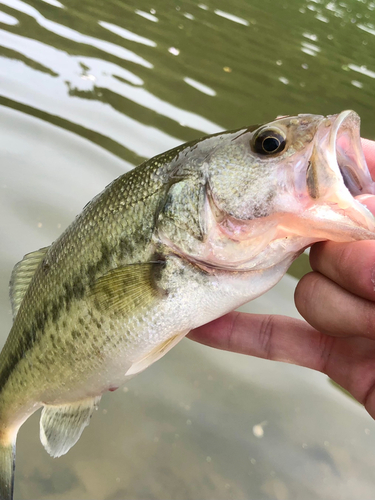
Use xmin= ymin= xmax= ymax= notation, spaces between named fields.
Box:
xmin=1 ymin=111 xmax=375 ymax=500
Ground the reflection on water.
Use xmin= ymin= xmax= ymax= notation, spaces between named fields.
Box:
xmin=1 ymin=0 xmax=375 ymax=498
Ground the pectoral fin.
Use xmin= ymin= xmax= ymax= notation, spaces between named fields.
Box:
xmin=9 ymin=247 xmax=49 ymax=319
xmin=40 ymin=396 xmax=101 ymax=458
xmin=90 ymin=262 xmax=164 ymax=315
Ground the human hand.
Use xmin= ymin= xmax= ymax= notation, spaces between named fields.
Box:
xmin=188 ymin=138 xmax=375 ymax=420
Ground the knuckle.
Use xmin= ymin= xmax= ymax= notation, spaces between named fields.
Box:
xmin=258 ymin=315 xmax=275 ymax=360
xmin=295 ymin=272 xmax=320 ymax=318
xmin=335 ymin=244 xmax=355 ymax=276
xmin=226 ymin=311 xmax=241 ymax=352
xmin=316 ymin=333 xmax=335 ymax=375
xmin=363 ymin=302 xmax=375 ymax=338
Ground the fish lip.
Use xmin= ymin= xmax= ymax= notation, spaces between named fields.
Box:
xmin=305 ymin=110 xmax=375 ymax=236
xmin=307 ymin=110 xmax=372 ymax=198
xmin=330 ymin=110 xmax=375 ymax=196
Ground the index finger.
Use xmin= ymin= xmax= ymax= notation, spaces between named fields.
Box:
xmin=188 ymin=312 xmax=329 ymax=372
xmin=309 ymin=239 xmax=375 ymax=303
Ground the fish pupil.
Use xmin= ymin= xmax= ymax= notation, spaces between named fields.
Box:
xmin=262 ymin=136 xmax=280 ymax=153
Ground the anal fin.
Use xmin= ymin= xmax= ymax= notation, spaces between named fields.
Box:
xmin=40 ymin=396 xmax=101 ymax=458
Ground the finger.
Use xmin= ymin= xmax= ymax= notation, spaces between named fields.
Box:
xmin=362 ymin=138 xmax=375 ymax=175
xmin=188 ymin=311 xmax=331 ymax=372
xmin=356 ymin=194 xmax=375 ymax=215
xmin=295 ymin=271 xmax=375 ymax=339
xmin=309 ymin=240 xmax=375 ymax=302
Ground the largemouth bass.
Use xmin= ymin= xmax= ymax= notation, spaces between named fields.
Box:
xmin=1 ymin=110 xmax=375 ymax=499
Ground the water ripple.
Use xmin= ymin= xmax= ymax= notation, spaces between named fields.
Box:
xmin=1 ymin=0 xmax=153 ymax=68
xmin=348 ymin=63 xmax=375 ymax=79
xmin=358 ymin=23 xmax=375 ymax=36
xmin=98 ymin=21 xmax=157 ymax=48
xmin=40 ymin=0 xmax=63 ymax=7
xmin=0 ymin=11 xmax=18 ymax=25
xmin=0 ymin=27 xmax=220 ymax=157
xmin=135 ymin=9 xmax=158 ymax=23
xmin=184 ymin=77 xmax=216 ymax=97
xmin=0 ymin=30 xmax=177 ymax=159
xmin=214 ymin=9 xmax=249 ymax=26
xmin=0 ymin=29 xmax=144 ymax=85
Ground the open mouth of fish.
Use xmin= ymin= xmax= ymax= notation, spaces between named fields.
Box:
xmin=302 ymin=109 xmax=375 ymax=239
xmin=308 ymin=110 xmax=374 ymax=198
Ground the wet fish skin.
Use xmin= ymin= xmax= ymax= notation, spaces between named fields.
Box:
xmin=0 ymin=141 xmax=194 ymax=418
xmin=1 ymin=111 xmax=375 ymax=500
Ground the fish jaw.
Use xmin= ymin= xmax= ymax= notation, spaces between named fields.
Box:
xmin=287 ymin=110 xmax=375 ymax=243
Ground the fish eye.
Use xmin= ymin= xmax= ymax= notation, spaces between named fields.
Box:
xmin=251 ymin=128 xmax=286 ymax=156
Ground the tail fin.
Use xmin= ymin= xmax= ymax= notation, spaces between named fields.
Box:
xmin=0 ymin=440 xmax=15 ymax=500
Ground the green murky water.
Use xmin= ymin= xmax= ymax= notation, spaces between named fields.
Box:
xmin=1 ymin=0 xmax=375 ymax=498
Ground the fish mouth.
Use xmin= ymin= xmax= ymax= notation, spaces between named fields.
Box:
xmin=327 ymin=110 xmax=374 ymax=197
xmin=304 ymin=110 xmax=375 ymax=240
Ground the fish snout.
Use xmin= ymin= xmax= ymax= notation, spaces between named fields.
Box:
xmin=305 ymin=110 xmax=375 ymax=239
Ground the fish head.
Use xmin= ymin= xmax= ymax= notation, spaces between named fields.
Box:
xmin=157 ymin=111 xmax=375 ymax=272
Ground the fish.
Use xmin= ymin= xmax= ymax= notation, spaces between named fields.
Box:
xmin=1 ymin=110 xmax=375 ymax=499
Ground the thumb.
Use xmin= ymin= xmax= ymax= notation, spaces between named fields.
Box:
xmin=361 ymin=138 xmax=375 ymax=173
xmin=356 ymin=194 xmax=375 ymax=215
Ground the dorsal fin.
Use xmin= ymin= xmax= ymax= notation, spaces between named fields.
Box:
xmin=40 ymin=396 xmax=101 ymax=458
xmin=9 ymin=247 xmax=49 ymax=319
